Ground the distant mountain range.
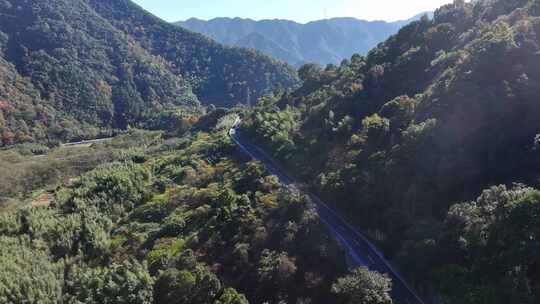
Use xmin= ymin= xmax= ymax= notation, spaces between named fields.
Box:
xmin=176 ymin=13 xmax=432 ymax=67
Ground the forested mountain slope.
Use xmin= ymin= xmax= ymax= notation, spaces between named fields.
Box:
xmin=178 ymin=14 xmax=431 ymax=67
xmin=242 ymin=0 xmax=540 ymax=302
xmin=1 ymin=0 xmax=195 ymax=145
xmin=0 ymin=0 xmax=297 ymax=147
xmin=85 ymin=0 xmax=298 ymax=105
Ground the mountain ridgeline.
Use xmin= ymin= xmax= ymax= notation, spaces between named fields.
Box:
xmin=242 ymin=0 xmax=540 ymax=302
xmin=177 ymin=14 xmax=432 ymax=67
xmin=3 ymin=0 xmax=540 ymax=303
xmin=0 ymin=0 xmax=297 ymax=146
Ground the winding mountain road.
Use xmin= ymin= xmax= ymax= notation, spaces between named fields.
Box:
xmin=229 ymin=120 xmax=425 ymax=304
xmin=61 ymin=137 xmax=113 ymax=147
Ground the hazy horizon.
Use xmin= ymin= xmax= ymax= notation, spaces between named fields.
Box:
xmin=177 ymin=12 xmax=431 ymax=24
xmin=132 ymin=0 xmax=454 ymax=23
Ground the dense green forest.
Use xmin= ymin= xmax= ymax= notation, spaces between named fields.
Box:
xmin=241 ymin=0 xmax=540 ymax=302
xmin=0 ymin=111 xmax=397 ymax=303
xmin=3 ymin=0 xmax=540 ymax=303
xmin=0 ymin=0 xmax=297 ymax=147
xmin=86 ymin=0 xmax=298 ymax=105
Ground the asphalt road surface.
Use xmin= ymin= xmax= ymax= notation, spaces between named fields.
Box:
xmin=61 ymin=137 xmax=113 ymax=147
xmin=229 ymin=123 xmax=425 ymax=304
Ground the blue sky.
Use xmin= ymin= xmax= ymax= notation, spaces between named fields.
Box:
xmin=132 ymin=0 xmax=454 ymax=23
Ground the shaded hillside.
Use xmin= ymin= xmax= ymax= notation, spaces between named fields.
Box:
xmin=85 ymin=0 xmax=298 ymax=105
xmin=177 ymin=13 xmax=431 ymax=67
xmin=242 ymin=0 xmax=540 ymax=302
xmin=0 ymin=0 xmax=297 ymax=146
